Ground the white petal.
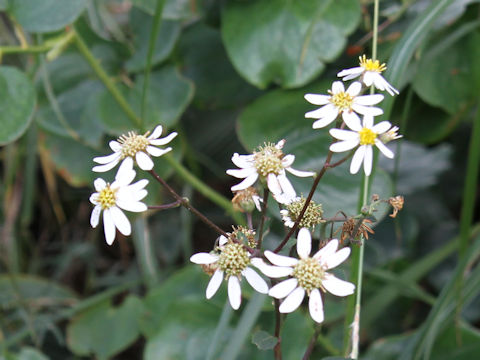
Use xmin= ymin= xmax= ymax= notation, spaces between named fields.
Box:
xmin=124 ymin=179 xmax=149 ymax=194
xmin=329 ymin=129 xmax=358 ymax=141
xmin=94 ymin=178 xmax=106 ymax=192
xmin=206 ymin=269 xmax=224 ymax=299
xmin=375 ymin=140 xmax=394 ymax=159
xmin=346 ymin=81 xmax=362 ymax=96
xmin=92 ymin=160 xmax=119 ymax=173
xmin=103 ymin=209 xmax=116 ymax=245
xmin=277 ymin=173 xmax=296 ymax=200
xmin=267 ymin=173 xmax=282 ymax=195
xmin=314 ymin=239 xmax=339 ymax=262
xmin=281 ymin=154 xmax=295 ymax=168
xmin=251 ymin=258 xmax=293 ymax=278
xmin=296 ymin=228 xmax=312 ymax=259
xmin=372 ymin=121 xmax=392 ymax=134
xmin=279 ymin=287 xmax=305 ymax=313
xmin=231 ymin=173 xmax=259 ymax=191
xmin=323 ymin=274 xmax=355 ymax=296
xmin=218 ymin=235 xmax=228 ymax=246
xmin=93 ymin=152 xmax=120 ymax=165
xmin=89 ymin=193 xmax=99 ymax=205
xmin=354 ymin=94 xmax=384 ymax=106
xmin=329 ymin=139 xmax=359 ymax=153
xmin=148 ymin=125 xmax=164 ymax=139
xmin=304 ymin=93 xmax=330 ymax=105
xmin=118 ymin=187 xmax=147 ymax=202
xmin=352 ymin=104 xmax=383 ymax=117
xmin=363 ymin=71 xmax=375 ymax=87
xmin=149 ymin=132 xmax=178 ymax=146
xmin=350 ymin=146 xmax=366 ymax=174
xmin=286 ymin=167 xmax=315 ymax=177
xmin=243 ymin=267 xmax=268 ymax=294
xmin=306 ymin=103 xmax=337 ymax=120
xmin=115 ymin=157 xmax=135 ymax=185
xmin=116 ymin=200 xmax=147 ymax=212
xmin=269 ymin=278 xmax=298 ymax=299
xmin=231 ymin=153 xmax=254 ymax=168
xmin=226 ymin=167 xmax=257 ymax=179
xmin=362 ymin=115 xmax=374 ymax=129
xmin=228 ymin=276 xmax=242 ymax=310
xmin=136 ymin=151 xmax=154 ymax=170
xmin=309 ymin=289 xmax=324 ymax=323
xmin=363 ymin=145 xmax=373 ymax=176
xmin=264 ymin=251 xmax=299 ymax=267
xmin=331 ymin=81 xmax=345 ymax=94
xmin=190 ymin=252 xmax=218 ymax=265
xmin=342 ymin=111 xmax=362 ymax=132
xmin=326 ymin=247 xmax=351 ymax=270
xmin=338 ymin=67 xmax=363 ymax=78
xmin=90 ymin=205 xmax=101 ymax=228
xmin=110 ymin=206 xmax=131 ymax=236
xmin=146 ymin=145 xmax=171 ymax=157
xmin=109 ymin=141 xmax=122 ymax=152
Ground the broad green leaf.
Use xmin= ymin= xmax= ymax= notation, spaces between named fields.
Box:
xmin=13 ymin=348 xmax=49 ymax=360
xmin=131 ymin=0 xmax=203 ymax=20
xmin=67 ymin=296 xmax=144 ymax=360
xmin=9 ymin=0 xmax=87 ymax=33
xmin=251 ymin=330 xmax=277 ymax=350
xmin=0 ymin=66 xmax=36 ymax=145
xmin=125 ymin=8 xmax=181 ymax=73
xmin=0 ymin=0 xmax=6 ymax=10
xmin=237 ymin=82 xmax=393 ymax=216
xmin=221 ymin=0 xmax=361 ymax=88
xmin=413 ymin=31 xmax=480 ymax=115
xmin=98 ymin=66 xmax=194 ymax=135
xmin=177 ymin=23 xmax=262 ymax=108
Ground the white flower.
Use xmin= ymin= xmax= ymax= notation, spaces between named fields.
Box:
xmin=226 ymin=140 xmax=315 ymax=204
xmin=190 ymin=235 xmax=269 ymax=310
xmin=89 ymin=161 xmax=148 ymax=245
xmin=337 ymin=55 xmax=399 ymax=96
xmin=261 ymin=228 xmax=355 ymax=323
xmin=329 ymin=115 xmax=400 ymax=176
xmin=304 ymin=81 xmax=384 ymax=129
xmin=93 ymin=125 xmax=177 ymax=172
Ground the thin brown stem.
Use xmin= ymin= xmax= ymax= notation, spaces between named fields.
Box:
xmin=274 ymin=298 xmax=283 ymax=360
xmin=149 ymin=170 xmax=228 ymax=237
xmin=246 ymin=212 xmax=254 ymax=230
xmin=147 ymin=200 xmax=183 ymax=210
xmin=302 ymin=326 xmax=322 ymax=360
xmin=256 ymin=188 xmax=270 ymax=249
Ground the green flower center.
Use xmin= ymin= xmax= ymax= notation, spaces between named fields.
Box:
xmin=217 ymin=242 xmax=250 ymax=277
xmin=293 ymin=257 xmax=325 ymax=294
xmin=286 ymin=197 xmax=323 ymax=229
xmin=254 ymin=143 xmax=284 ymax=177
xmin=98 ymin=184 xmax=116 ymax=210
xmin=359 ymin=128 xmax=377 ymax=145
xmin=118 ymin=131 xmax=150 ymax=159
xmin=330 ymin=91 xmax=354 ymax=112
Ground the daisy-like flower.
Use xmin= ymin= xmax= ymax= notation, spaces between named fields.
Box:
xmin=90 ymin=161 xmax=148 ymax=245
xmin=304 ymin=81 xmax=384 ymax=129
xmin=190 ymin=235 xmax=269 ymax=310
xmin=280 ymin=196 xmax=324 ymax=230
xmin=92 ymin=125 xmax=177 ymax=172
xmin=262 ymin=228 xmax=355 ymax=323
xmin=226 ymin=140 xmax=315 ymax=204
xmin=329 ymin=115 xmax=401 ymax=176
xmin=337 ymin=55 xmax=399 ymax=96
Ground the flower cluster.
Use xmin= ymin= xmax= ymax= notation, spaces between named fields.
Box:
xmin=89 ymin=125 xmax=177 ymax=245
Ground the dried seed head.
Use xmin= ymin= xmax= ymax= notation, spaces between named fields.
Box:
xmin=232 ymin=226 xmax=257 ymax=249
xmin=232 ymin=187 xmax=260 ymax=213
xmin=389 ymin=195 xmax=404 ymax=218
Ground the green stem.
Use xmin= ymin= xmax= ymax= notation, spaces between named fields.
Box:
xmin=72 ymin=27 xmax=141 ymax=128
xmin=141 ymin=0 xmax=166 ymax=128
xmin=132 ymin=216 xmax=160 ymax=287
xmin=0 ymin=44 xmax=52 ymax=54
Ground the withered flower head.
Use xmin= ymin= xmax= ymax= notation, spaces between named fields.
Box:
xmin=231 ymin=226 xmax=257 ymax=249
xmin=388 ymin=195 xmax=404 ymax=218
xmin=231 ymin=187 xmax=262 ymax=213
xmin=338 ymin=218 xmax=374 ymax=244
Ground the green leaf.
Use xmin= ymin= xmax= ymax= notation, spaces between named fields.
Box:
xmin=13 ymin=348 xmax=49 ymax=360
xmin=67 ymin=296 xmax=144 ymax=360
xmin=251 ymin=330 xmax=277 ymax=350
xmin=9 ymin=0 xmax=87 ymax=33
xmin=0 ymin=66 xmax=36 ymax=145
xmin=413 ymin=31 xmax=480 ymax=115
xmin=221 ymin=0 xmax=360 ymax=88
xmin=131 ymin=0 xmax=202 ymax=20
xmin=98 ymin=65 xmax=194 ymax=135
xmin=125 ymin=8 xmax=181 ymax=73
xmin=237 ymin=82 xmax=393 ymax=216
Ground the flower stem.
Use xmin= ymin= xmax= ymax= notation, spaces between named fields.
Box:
xmin=256 ymin=188 xmax=270 ymax=249
xmin=148 ymin=200 xmax=183 ymax=210
xmin=149 ymin=169 xmax=228 ymax=237
xmin=274 ymin=297 xmax=283 ymax=360
xmin=302 ymin=326 xmax=322 ymax=360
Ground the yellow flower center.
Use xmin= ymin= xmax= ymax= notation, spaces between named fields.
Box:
xmin=98 ymin=184 xmax=116 ymax=210
xmin=217 ymin=242 xmax=250 ymax=277
xmin=329 ymin=91 xmax=354 ymax=112
xmin=359 ymin=128 xmax=377 ymax=145
xmin=118 ymin=131 xmax=150 ymax=159
xmin=359 ymin=55 xmax=386 ymax=73
xmin=293 ymin=257 xmax=325 ymax=294
xmin=254 ymin=143 xmax=284 ymax=177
